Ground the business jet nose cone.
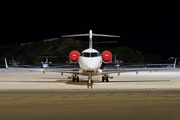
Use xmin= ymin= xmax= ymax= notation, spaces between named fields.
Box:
xmin=87 ymin=62 xmax=97 ymax=70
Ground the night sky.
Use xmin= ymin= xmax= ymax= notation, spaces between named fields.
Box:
xmin=1 ymin=1 xmax=179 ymax=59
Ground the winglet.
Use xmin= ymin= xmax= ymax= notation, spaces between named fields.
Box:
xmin=4 ymin=58 xmax=8 ymax=69
xmin=173 ymin=58 xmax=176 ymax=69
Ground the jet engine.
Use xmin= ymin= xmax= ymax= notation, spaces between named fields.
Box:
xmin=102 ymin=50 xmax=112 ymax=63
xmin=69 ymin=50 xmax=80 ymax=63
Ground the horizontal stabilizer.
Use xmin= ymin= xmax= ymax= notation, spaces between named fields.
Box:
xmin=62 ymin=30 xmax=120 ymax=49
xmin=62 ymin=33 xmax=120 ymax=38
xmin=92 ymin=33 xmax=120 ymax=38
xmin=62 ymin=34 xmax=89 ymax=37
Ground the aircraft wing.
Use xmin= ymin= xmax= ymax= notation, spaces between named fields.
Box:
xmin=37 ymin=67 xmax=175 ymax=76
xmin=100 ymin=68 xmax=173 ymax=75
xmin=44 ymin=69 xmax=80 ymax=73
xmin=31 ymin=68 xmax=81 ymax=75
xmin=100 ymin=59 xmax=177 ymax=75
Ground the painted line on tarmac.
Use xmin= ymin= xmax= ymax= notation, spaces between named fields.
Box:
xmin=146 ymin=93 xmax=149 ymax=95
xmin=38 ymin=95 xmax=54 ymax=99
xmin=107 ymin=93 xmax=114 ymax=97
xmin=127 ymin=93 xmax=132 ymax=96
xmin=12 ymin=96 xmax=31 ymax=100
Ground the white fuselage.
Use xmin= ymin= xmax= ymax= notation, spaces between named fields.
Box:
xmin=42 ymin=63 xmax=49 ymax=68
xmin=78 ymin=48 xmax=102 ymax=72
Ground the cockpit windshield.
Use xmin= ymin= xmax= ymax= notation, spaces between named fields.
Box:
xmin=91 ymin=52 xmax=100 ymax=57
xmin=83 ymin=53 xmax=90 ymax=57
xmin=81 ymin=52 xmax=100 ymax=57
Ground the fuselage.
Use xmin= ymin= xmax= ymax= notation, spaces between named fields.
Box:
xmin=64 ymin=30 xmax=118 ymax=74
xmin=78 ymin=48 xmax=102 ymax=72
xmin=42 ymin=63 xmax=49 ymax=68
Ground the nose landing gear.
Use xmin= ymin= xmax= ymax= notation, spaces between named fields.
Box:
xmin=87 ymin=72 xmax=93 ymax=89
xmin=87 ymin=77 xmax=93 ymax=89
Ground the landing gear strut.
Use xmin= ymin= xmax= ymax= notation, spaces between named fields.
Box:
xmin=87 ymin=72 xmax=93 ymax=89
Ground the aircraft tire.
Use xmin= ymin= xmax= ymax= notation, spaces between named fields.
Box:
xmin=72 ymin=76 xmax=75 ymax=82
xmin=106 ymin=77 xmax=109 ymax=82
xmin=91 ymin=80 xmax=93 ymax=84
xmin=77 ymin=76 xmax=79 ymax=82
xmin=102 ymin=76 xmax=104 ymax=82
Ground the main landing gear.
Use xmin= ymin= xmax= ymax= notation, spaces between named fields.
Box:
xmin=68 ymin=74 xmax=79 ymax=82
xmin=102 ymin=74 xmax=113 ymax=82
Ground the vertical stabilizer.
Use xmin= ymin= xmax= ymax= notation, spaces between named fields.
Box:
xmin=89 ymin=30 xmax=93 ymax=49
xmin=12 ymin=56 xmax=14 ymax=62
xmin=114 ymin=54 xmax=116 ymax=61
xmin=173 ymin=59 xmax=176 ymax=69
xmin=4 ymin=58 xmax=8 ymax=68
xmin=45 ymin=57 xmax=48 ymax=63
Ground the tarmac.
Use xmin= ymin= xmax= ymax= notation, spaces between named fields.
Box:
xmin=0 ymin=68 xmax=180 ymax=90
xmin=0 ymin=68 xmax=180 ymax=120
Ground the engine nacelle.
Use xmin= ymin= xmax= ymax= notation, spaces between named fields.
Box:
xmin=102 ymin=50 xmax=112 ymax=63
xmin=69 ymin=50 xmax=80 ymax=63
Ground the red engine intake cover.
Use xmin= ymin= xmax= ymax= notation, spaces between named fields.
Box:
xmin=69 ymin=50 xmax=80 ymax=63
xmin=102 ymin=50 xmax=112 ymax=63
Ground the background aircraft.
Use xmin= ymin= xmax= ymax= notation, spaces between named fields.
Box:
xmin=101 ymin=54 xmax=122 ymax=69
xmin=38 ymin=56 xmax=57 ymax=68
xmin=6 ymin=56 xmax=20 ymax=67
xmin=2 ymin=56 xmax=30 ymax=68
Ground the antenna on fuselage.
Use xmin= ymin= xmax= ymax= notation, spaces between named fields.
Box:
xmin=62 ymin=30 xmax=120 ymax=49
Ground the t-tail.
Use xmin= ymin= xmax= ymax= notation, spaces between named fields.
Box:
xmin=62 ymin=30 xmax=120 ymax=49
xmin=173 ymin=58 xmax=176 ymax=69
xmin=12 ymin=56 xmax=14 ymax=63
xmin=45 ymin=57 xmax=48 ymax=63
xmin=114 ymin=54 xmax=116 ymax=61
